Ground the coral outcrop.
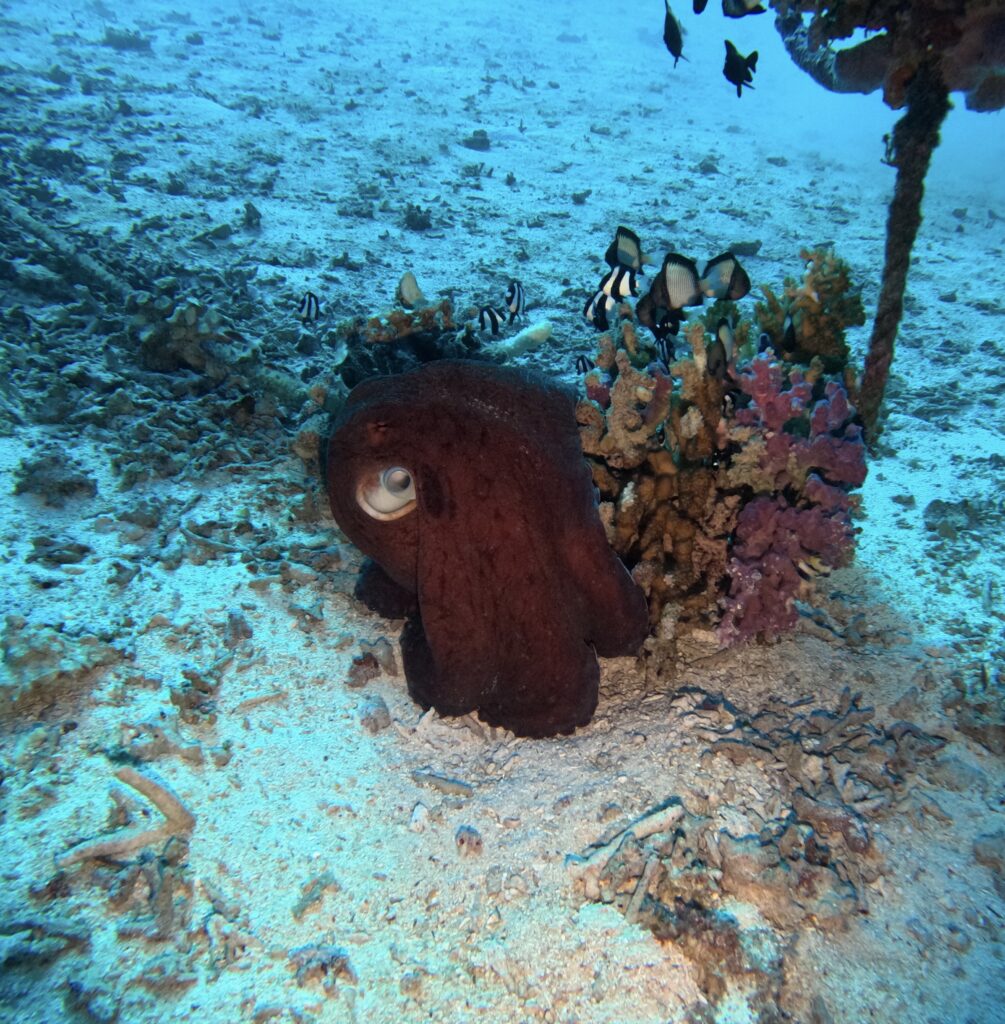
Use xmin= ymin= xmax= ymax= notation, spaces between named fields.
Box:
xmin=577 ymin=252 xmax=867 ymax=647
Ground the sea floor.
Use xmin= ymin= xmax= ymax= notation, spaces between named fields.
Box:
xmin=1 ymin=1 xmax=1003 ymax=1022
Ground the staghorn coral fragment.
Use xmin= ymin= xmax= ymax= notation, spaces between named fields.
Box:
xmin=56 ymin=767 xmax=195 ymax=868
xmin=483 ymin=318 xmax=552 ymax=358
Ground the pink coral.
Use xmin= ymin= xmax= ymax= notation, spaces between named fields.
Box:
xmin=719 ymin=497 xmax=854 ymax=645
xmin=719 ymin=357 xmax=865 ymax=645
xmin=735 ymin=355 xmax=812 ymax=432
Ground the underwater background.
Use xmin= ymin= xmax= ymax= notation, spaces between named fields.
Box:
xmin=1 ymin=0 xmax=1003 ymax=1021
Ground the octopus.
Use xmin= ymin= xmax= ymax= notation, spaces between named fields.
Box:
xmin=325 ymin=359 xmax=649 ymax=738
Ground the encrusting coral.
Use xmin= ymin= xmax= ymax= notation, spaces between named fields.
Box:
xmin=768 ymin=0 xmax=996 ymax=441
xmin=577 ymin=250 xmax=867 ymax=648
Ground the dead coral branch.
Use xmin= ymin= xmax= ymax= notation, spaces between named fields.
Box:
xmin=56 ymin=766 xmax=196 ymax=868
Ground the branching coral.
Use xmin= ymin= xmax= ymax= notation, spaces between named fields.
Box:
xmin=755 ymin=248 xmax=864 ymax=373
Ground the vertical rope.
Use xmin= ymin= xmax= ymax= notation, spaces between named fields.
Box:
xmin=858 ymin=63 xmax=951 ymax=445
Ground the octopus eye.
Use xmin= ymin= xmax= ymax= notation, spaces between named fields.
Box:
xmin=356 ymin=466 xmax=417 ymax=520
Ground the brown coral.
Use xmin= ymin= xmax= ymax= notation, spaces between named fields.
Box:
xmin=755 ymin=248 xmax=864 ymax=373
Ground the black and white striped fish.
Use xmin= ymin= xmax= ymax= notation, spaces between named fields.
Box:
xmin=599 ymin=265 xmax=639 ymax=300
xmin=795 ymin=555 xmax=832 ymax=582
xmin=636 ymin=290 xmax=682 ymax=342
xmin=604 ymin=225 xmax=646 ymax=272
xmin=661 ymin=253 xmax=703 ymax=309
xmin=706 ymin=318 xmax=735 ymax=380
xmin=699 ymin=252 xmax=751 ymax=301
xmin=478 ymin=306 xmax=506 ymax=336
xmin=298 ymin=291 xmax=321 ymax=322
xmin=655 ymin=335 xmax=675 ymax=372
xmin=505 ymin=280 xmax=526 ymax=321
xmin=574 ymin=354 xmax=594 ymax=375
xmin=584 ymin=290 xmax=616 ymax=331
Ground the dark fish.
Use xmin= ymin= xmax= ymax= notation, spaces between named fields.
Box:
xmin=636 ymin=290 xmax=656 ymax=331
xmin=600 ymin=265 xmax=639 ymax=300
xmin=575 ymin=354 xmax=594 ymax=375
xmin=722 ymin=0 xmax=766 ymax=17
xmin=505 ymin=280 xmax=526 ymax=321
xmin=584 ymin=290 xmax=616 ymax=331
xmin=478 ymin=306 xmax=506 ymax=335
xmin=638 ymin=275 xmax=685 ymax=344
xmin=699 ymin=251 xmax=751 ymax=300
xmin=717 ymin=317 xmax=735 ymax=360
xmin=723 ymin=40 xmax=758 ymax=97
xmin=663 ymin=2 xmax=686 ymax=68
xmin=297 ymin=291 xmax=321 ymax=322
xmin=706 ymin=318 xmax=734 ymax=380
xmin=661 ymin=253 xmax=703 ymax=309
xmin=655 ymin=334 xmax=675 ymax=371
xmin=758 ymin=331 xmax=772 ymax=353
xmin=656 ymin=311 xmax=682 ymax=338
xmin=604 ymin=225 xmax=645 ymax=272
xmin=783 ymin=311 xmax=797 ymax=351
xmin=693 ymin=0 xmax=709 ymax=12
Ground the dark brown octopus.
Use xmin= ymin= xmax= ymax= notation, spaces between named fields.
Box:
xmin=325 ymin=359 xmax=649 ymax=738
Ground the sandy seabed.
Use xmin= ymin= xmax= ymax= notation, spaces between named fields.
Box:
xmin=1 ymin=1 xmax=1003 ymax=1022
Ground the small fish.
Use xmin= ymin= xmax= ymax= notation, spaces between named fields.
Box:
xmin=637 ymin=282 xmax=684 ymax=343
xmin=661 ymin=253 xmax=703 ymax=309
xmin=655 ymin=334 xmax=675 ymax=371
xmin=723 ymin=40 xmax=757 ymax=97
xmin=604 ymin=225 xmax=645 ymax=272
xmin=795 ymin=555 xmax=832 ymax=582
xmin=783 ymin=311 xmax=797 ymax=351
xmin=722 ymin=0 xmax=765 ymax=17
xmin=636 ymin=289 xmax=658 ymax=331
xmin=758 ymin=331 xmax=772 ymax=353
xmin=699 ymin=252 xmax=751 ymax=300
xmin=297 ymin=291 xmax=321 ymax=322
xmin=656 ymin=310 xmax=682 ymax=338
xmin=693 ymin=0 xmax=709 ymax=12
xmin=663 ymin=2 xmax=686 ymax=68
xmin=706 ymin=318 xmax=734 ymax=380
xmin=574 ymin=354 xmax=594 ymax=375
xmin=584 ymin=290 xmax=616 ymax=331
xmin=717 ymin=317 xmax=735 ymax=360
xmin=599 ymin=265 xmax=639 ymax=300
xmin=505 ymin=280 xmax=526 ymax=321
xmin=478 ymin=306 xmax=506 ymax=336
